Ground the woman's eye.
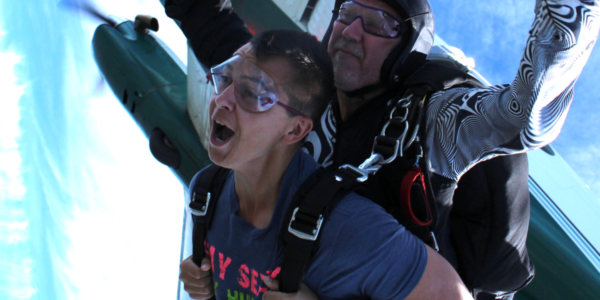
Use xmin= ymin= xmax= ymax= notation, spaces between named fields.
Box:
xmin=242 ymin=88 xmax=257 ymax=100
xmin=221 ymin=75 xmax=232 ymax=86
xmin=216 ymin=75 xmax=232 ymax=92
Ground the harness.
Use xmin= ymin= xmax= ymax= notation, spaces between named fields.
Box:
xmin=189 ymin=165 xmax=230 ymax=269
xmin=189 ymin=60 xmax=485 ymax=294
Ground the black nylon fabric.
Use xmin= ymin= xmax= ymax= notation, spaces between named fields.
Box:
xmin=452 ymin=153 xmax=534 ymax=297
xmin=404 ymin=61 xmax=486 ymax=90
xmin=165 ymin=0 xmax=252 ymax=68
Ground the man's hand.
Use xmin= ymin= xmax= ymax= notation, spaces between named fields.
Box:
xmin=179 ymin=255 xmax=214 ymax=300
xmin=262 ymin=277 xmax=319 ymax=300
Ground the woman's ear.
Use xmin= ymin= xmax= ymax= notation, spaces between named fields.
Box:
xmin=281 ymin=117 xmax=313 ymax=145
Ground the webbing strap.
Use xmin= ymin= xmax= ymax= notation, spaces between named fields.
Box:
xmin=190 ymin=165 xmax=229 ymax=267
xmin=278 ymin=168 xmax=359 ymax=293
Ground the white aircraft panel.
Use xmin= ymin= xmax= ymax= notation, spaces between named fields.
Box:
xmin=178 ymin=188 xmax=195 ymax=300
xmin=308 ymin=0 xmax=335 ymax=39
xmin=187 ymin=45 xmax=212 ymax=151
xmin=273 ymin=0 xmax=310 ymax=22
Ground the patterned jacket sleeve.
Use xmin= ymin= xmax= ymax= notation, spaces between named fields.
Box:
xmin=425 ymin=0 xmax=600 ymax=181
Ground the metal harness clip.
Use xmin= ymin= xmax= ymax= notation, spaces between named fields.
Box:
xmin=288 ymin=207 xmax=323 ymax=241
xmin=338 ymin=95 xmax=414 ymax=183
xmin=190 ymin=192 xmax=211 ymax=216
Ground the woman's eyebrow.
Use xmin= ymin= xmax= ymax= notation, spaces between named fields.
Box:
xmin=240 ymin=75 xmax=275 ymax=92
xmin=240 ymin=74 xmax=261 ymax=83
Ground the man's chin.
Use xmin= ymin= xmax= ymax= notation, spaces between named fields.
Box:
xmin=332 ymin=65 xmax=363 ymax=91
xmin=333 ymin=70 xmax=380 ymax=93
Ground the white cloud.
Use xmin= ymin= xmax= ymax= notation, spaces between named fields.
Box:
xmin=55 ymin=92 xmax=185 ymax=300
xmin=0 ymin=2 xmax=187 ymax=298
xmin=0 ymin=258 xmax=37 ymax=299
xmin=47 ymin=1 xmax=186 ymax=299
xmin=0 ymin=47 xmax=26 ymax=201
xmin=0 ymin=27 xmax=37 ymax=299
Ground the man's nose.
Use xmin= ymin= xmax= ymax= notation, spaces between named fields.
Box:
xmin=214 ymin=85 xmax=236 ymax=111
xmin=342 ymin=17 xmax=365 ymax=42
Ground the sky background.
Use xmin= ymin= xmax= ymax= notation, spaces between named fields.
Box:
xmin=0 ymin=0 xmax=598 ymax=299
xmin=0 ymin=0 xmax=187 ymax=299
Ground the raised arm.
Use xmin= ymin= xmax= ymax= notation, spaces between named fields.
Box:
xmin=165 ymin=0 xmax=252 ymax=68
xmin=425 ymin=0 xmax=600 ymax=181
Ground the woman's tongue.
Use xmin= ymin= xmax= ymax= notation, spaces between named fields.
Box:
xmin=216 ymin=123 xmax=235 ymax=142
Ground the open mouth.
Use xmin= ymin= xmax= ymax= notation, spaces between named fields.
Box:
xmin=212 ymin=120 xmax=235 ymax=144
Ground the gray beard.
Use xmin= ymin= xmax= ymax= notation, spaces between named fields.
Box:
xmin=332 ymin=55 xmax=379 ymax=92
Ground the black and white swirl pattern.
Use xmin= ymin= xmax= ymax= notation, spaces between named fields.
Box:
xmin=425 ymin=0 xmax=600 ymax=181
xmin=303 ymin=102 xmax=337 ymax=167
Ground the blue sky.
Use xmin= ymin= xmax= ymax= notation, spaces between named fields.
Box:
xmin=428 ymin=0 xmax=600 ymax=194
xmin=0 ymin=0 xmax=599 ymax=299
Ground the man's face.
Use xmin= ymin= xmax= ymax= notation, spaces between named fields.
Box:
xmin=328 ymin=0 xmax=402 ymax=91
xmin=207 ymin=44 xmax=308 ymax=170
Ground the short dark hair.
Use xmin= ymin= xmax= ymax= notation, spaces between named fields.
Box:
xmin=250 ymin=30 xmax=334 ymax=123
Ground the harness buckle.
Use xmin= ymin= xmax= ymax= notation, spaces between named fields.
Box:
xmin=358 ymin=153 xmax=383 ymax=171
xmin=189 ymin=192 xmax=211 ymax=216
xmin=339 ymin=164 xmax=369 ymax=182
xmin=288 ymin=207 xmax=323 ymax=241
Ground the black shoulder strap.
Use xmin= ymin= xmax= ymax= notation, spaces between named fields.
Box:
xmin=277 ymin=167 xmax=360 ymax=293
xmin=189 ymin=164 xmax=230 ymax=267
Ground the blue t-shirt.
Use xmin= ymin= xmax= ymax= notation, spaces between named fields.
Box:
xmin=190 ymin=151 xmax=427 ymax=300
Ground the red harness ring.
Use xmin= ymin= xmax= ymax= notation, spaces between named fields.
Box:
xmin=400 ymin=166 xmax=433 ymax=226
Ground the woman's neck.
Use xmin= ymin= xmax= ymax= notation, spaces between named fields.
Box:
xmin=233 ymin=145 xmax=299 ymax=229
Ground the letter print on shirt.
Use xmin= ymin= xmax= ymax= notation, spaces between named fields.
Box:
xmin=206 ymin=242 xmax=281 ymax=299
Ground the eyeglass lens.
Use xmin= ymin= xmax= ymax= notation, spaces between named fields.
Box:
xmin=207 ymin=56 xmax=306 ymax=117
xmin=338 ymin=1 xmax=402 ymax=38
